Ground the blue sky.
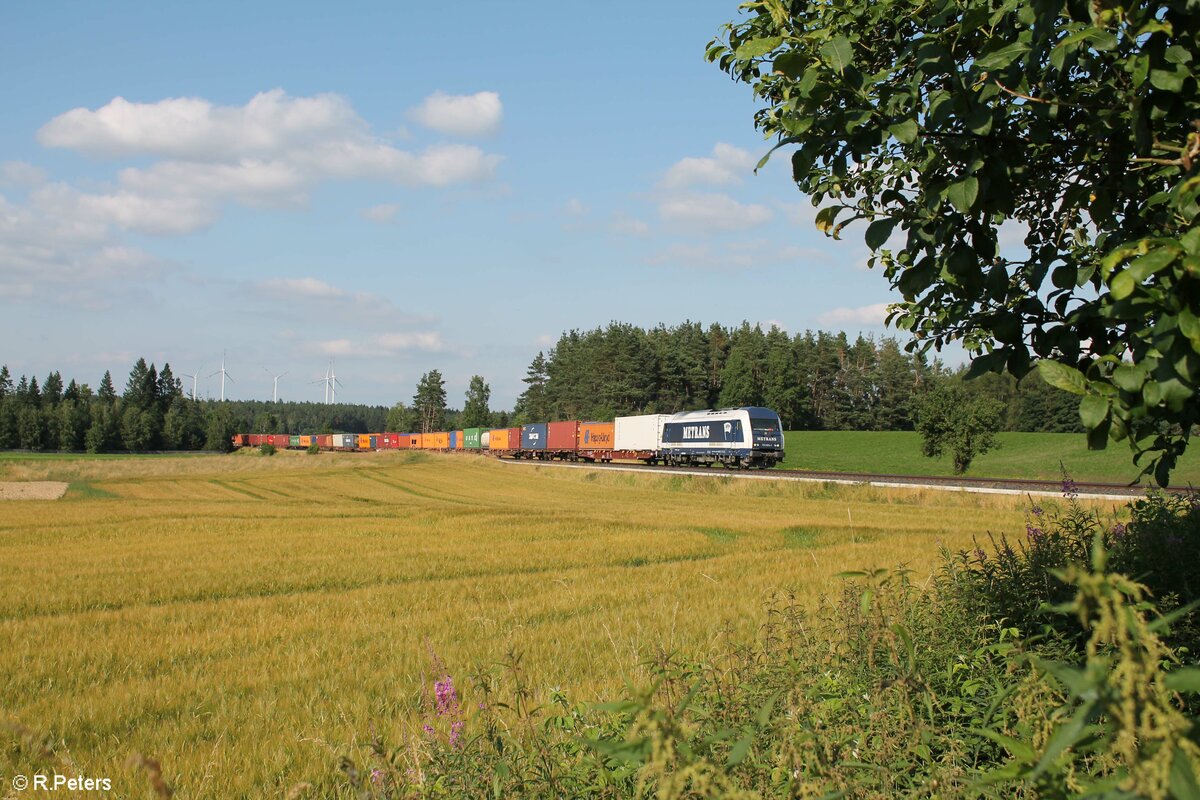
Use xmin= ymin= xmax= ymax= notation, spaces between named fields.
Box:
xmin=1 ymin=2 xmax=901 ymax=409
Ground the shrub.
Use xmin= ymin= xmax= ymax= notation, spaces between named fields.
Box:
xmin=258 ymin=443 xmax=276 ymax=456
xmin=306 ymin=442 xmax=319 ymax=455
xmin=342 ymin=499 xmax=1200 ymax=798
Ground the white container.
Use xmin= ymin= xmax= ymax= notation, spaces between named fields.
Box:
xmin=480 ymin=431 xmax=491 ymax=448
xmin=614 ymin=414 xmax=670 ymax=452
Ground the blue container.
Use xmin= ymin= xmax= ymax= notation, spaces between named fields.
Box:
xmin=369 ymin=434 xmax=378 ymax=449
xmin=449 ymin=431 xmax=459 ymax=449
xmin=521 ymin=423 xmax=548 ymax=450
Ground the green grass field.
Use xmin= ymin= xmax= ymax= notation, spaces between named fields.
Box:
xmin=781 ymin=430 xmax=1200 ymax=485
xmin=0 ymin=449 xmax=1101 ymax=798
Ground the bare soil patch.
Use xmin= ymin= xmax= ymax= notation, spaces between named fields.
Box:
xmin=0 ymin=481 xmax=68 ymax=500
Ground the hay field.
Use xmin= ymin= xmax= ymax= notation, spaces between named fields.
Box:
xmin=0 ymin=451 xmax=1112 ymax=798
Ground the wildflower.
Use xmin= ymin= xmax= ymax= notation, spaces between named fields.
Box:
xmin=449 ymin=719 xmax=465 ymax=748
xmin=434 ymin=675 xmax=459 ymax=716
xmin=974 ymin=547 xmax=986 ymax=562
xmin=422 ymin=724 xmax=435 ymax=737
xmin=1030 ymin=504 xmax=1043 ymax=517
xmin=1111 ymin=522 xmax=1127 ymax=540
xmin=1061 ymin=475 xmax=1079 ymax=499
xmin=1026 ymin=523 xmax=1044 ymax=544
xmin=370 ymin=769 xmax=385 ymax=786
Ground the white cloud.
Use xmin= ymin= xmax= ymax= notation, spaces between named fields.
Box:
xmin=409 ymin=91 xmax=503 ymax=137
xmin=0 ymin=191 xmax=165 ymax=307
xmin=817 ymin=303 xmax=892 ymax=327
xmin=646 ymin=243 xmax=755 ymax=272
xmin=38 ymin=90 xmax=361 ymax=160
xmin=361 ymin=203 xmax=401 ymax=223
xmin=564 ymin=198 xmax=587 ymax=215
xmin=31 ymin=90 xmax=503 ymax=236
xmin=609 ymin=211 xmax=650 ymax=237
xmin=371 ymin=332 xmax=444 ymax=353
xmin=258 ymin=277 xmax=348 ymax=299
xmin=0 ymin=161 xmax=46 ymax=189
xmin=660 ymin=143 xmax=755 ymax=188
xmin=308 ymin=332 xmax=444 ymax=359
xmin=658 ymin=192 xmax=773 ymax=233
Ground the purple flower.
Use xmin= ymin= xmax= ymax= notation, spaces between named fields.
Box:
xmin=434 ymin=675 xmax=459 ymax=716
xmin=422 ymin=724 xmax=435 ymax=737
xmin=370 ymin=768 xmax=385 ymax=786
xmin=1030 ymin=505 xmax=1043 ymax=517
xmin=974 ymin=547 xmax=986 ymax=562
xmin=1111 ymin=522 xmax=1127 ymax=540
xmin=1026 ymin=524 xmax=1045 ymax=544
xmin=1061 ymin=476 xmax=1079 ymax=499
xmin=449 ymin=719 xmax=465 ymax=748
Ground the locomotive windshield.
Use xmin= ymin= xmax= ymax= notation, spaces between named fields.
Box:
xmin=749 ymin=416 xmax=782 ymax=445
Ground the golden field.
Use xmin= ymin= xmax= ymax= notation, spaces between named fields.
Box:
xmin=0 ymin=451 xmax=1119 ymax=798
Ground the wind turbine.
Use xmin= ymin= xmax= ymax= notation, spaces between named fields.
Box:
xmin=180 ymin=366 xmax=202 ymax=401
xmin=208 ymin=351 xmax=234 ymax=402
xmin=311 ymin=363 xmax=330 ymax=403
xmin=329 ymin=358 xmax=343 ymax=403
xmin=263 ymin=367 xmax=288 ymax=403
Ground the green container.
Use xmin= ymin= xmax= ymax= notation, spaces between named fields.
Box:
xmin=289 ymin=435 xmax=301 ymax=448
xmin=463 ymin=427 xmax=484 ymax=449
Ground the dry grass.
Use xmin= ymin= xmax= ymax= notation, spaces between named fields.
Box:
xmin=0 ymin=451 xmax=1121 ymax=798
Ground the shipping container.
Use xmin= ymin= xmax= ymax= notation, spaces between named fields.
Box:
xmin=579 ymin=422 xmax=614 ymax=449
xmin=455 ymin=430 xmax=464 ymax=450
xmin=247 ymin=434 xmax=262 ymax=447
xmin=232 ymin=434 xmax=250 ymax=448
xmin=463 ymin=427 xmax=484 ymax=449
xmin=547 ymin=420 xmax=579 ymax=453
xmin=521 ymin=423 xmax=548 ymax=450
xmin=355 ymin=434 xmax=369 ymax=449
xmin=333 ymin=433 xmax=355 ymax=449
xmin=507 ymin=428 xmax=521 ymax=451
xmin=449 ymin=431 xmax=459 ymax=449
xmin=318 ymin=434 xmax=333 ymax=449
xmin=480 ymin=430 xmax=491 ymax=448
xmin=614 ymin=414 xmax=670 ymax=460
xmin=395 ymin=433 xmax=414 ymax=449
xmin=289 ymin=435 xmax=301 ymax=448
xmin=272 ymin=434 xmax=289 ymax=448
xmin=488 ymin=428 xmax=509 ymax=450
xmin=424 ymin=431 xmax=450 ymax=449
xmin=369 ymin=434 xmax=379 ymax=449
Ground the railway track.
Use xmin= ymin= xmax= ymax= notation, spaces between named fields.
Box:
xmin=497 ymin=457 xmax=1185 ymax=500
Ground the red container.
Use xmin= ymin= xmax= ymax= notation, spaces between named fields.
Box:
xmin=231 ymin=434 xmax=249 ymax=448
xmin=547 ymin=420 xmax=579 ymax=451
xmin=272 ymin=434 xmax=290 ymax=448
xmin=248 ymin=434 xmax=263 ymax=447
xmin=318 ymin=434 xmax=333 ymax=448
xmin=507 ymin=427 xmax=521 ymax=450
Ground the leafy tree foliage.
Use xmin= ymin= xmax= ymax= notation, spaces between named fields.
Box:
xmin=413 ymin=370 xmax=448 ymax=433
xmin=915 ymin=382 xmax=1005 ymax=473
xmin=710 ymin=0 xmax=1199 ymax=483
xmin=461 ymin=376 xmax=492 ymax=428
xmin=386 ymin=401 xmax=417 ymax=433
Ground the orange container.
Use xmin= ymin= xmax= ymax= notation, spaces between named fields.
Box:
xmin=424 ymin=432 xmax=449 ymax=449
xmin=357 ymin=434 xmax=371 ymax=449
xmin=299 ymin=435 xmax=313 ymax=448
xmin=488 ymin=428 xmax=510 ymax=450
xmin=578 ymin=422 xmax=614 ymax=450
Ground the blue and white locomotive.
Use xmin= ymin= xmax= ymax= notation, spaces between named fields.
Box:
xmin=658 ymin=406 xmax=785 ymax=469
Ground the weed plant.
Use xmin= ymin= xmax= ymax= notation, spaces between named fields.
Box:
xmin=344 ymin=489 xmax=1200 ymax=799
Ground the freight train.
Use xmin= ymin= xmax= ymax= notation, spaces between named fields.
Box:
xmin=233 ymin=406 xmax=786 ymax=469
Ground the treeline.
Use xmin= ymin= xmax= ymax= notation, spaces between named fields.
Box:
xmin=513 ymin=321 xmax=1081 ymax=432
xmin=0 ymin=359 xmax=390 ymax=453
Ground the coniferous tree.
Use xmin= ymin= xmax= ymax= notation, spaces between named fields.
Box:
xmin=0 ymin=401 xmax=16 ymax=449
xmin=515 ymin=352 xmax=550 ymax=423
xmin=42 ymin=371 xmax=63 ymax=406
xmin=413 ymin=370 xmax=447 ymax=433
xmin=461 ymin=376 xmax=491 ymax=428
xmin=98 ymin=371 xmax=117 ymax=403
xmin=0 ymin=365 xmax=11 ymax=399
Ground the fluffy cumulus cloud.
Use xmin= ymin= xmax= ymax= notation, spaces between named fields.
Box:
xmin=658 ymin=192 xmax=773 ymax=233
xmin=660 ymin=143 xmax=756 ymax=189
xmin=28 ymin=89 xmax=503 ymax=237
xmin=408 ymin=91 xmax=503 ymax=137
xmin=817 ymin=303 xmax=892 ymax=326
xmin=0 ymin=161 xmax=46 ymax=189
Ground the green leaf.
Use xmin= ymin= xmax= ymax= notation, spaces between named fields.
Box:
xmin=735 ymin=36 xmax=783 ymax=60
xmin=1110 ymin=270 xmax=1136 ymax=300
xmin=1112 ymin=365 xmax=1146 ymax=392
xmin=1166 ymin=671 xmax=1200 ymax=695
xmin=1127 ymin=245 xmax=1181 ymax=282
xmin=726 ymin=730 xmax=755 ymax=767
xmin=865 ymin=217 xmax=898 ymax=249
xmin=968 ymin=728 xmax=1036 ymax=762
xmin=946 ymin=177 xmax=979 ymax=213
xmin=1079 ymin=395 xmax=1109 ymax=428
xmin=1038 ymin=360 xmax=1087 ymax=395
xmin=1029 ymin=700 xmax=1100 ymax=778
xmin=820 ymin=36 xmax=854 ymax=73
xmin=1170 ymin=746 xmax=1200 ymax=800
xmin=815 ymin=205 xmax=841 ymax=235
xmin=888 ymin=119 xmax=918 ymax=144
xmin=772 ymin=51 xmax=806 ymax=78
xmin=973 ymin=42 xmax=1029 ymax=71
xmin=1149 ymin=67 xmax=1185 ymax=92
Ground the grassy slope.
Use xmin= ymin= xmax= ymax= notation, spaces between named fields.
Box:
xmin=0 ymin=450 xmax=1067 ymax=799
xmin=781 ymin=430 xmax=1200 ymax=485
